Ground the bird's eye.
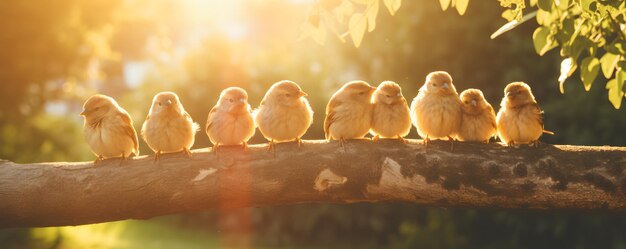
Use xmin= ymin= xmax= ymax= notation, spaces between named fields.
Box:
xmin=433 ymin=83 xmax=438 ymax=87
xmin=385 ymin=94 xmax=390 ymax=98
xmin=95 ymin=107 xmax=100 ymax=110
xmin=158 ymin=102 xmax=162 ymax=106
xmin=229 ymin=99 xmax=234 ymax=103
xmin=517 ymin=90 xmax=522 ymax=94
xmin=285 ymin=94 xmax=291 ymax=97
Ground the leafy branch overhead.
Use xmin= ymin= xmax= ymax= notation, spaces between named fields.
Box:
xmin=502 ymin=0 xmax=626 ymax=109
xmin=299 ymin=0 xmax=402 ymax=47
xmin=300 ymin=0 xmax=626 ymax=109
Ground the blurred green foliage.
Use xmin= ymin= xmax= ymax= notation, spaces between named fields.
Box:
xmin=0 ymin=0 xmax=625 ymax=248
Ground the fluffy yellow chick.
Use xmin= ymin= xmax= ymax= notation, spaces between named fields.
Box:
xmin=206 ymin=87 xmax=255 ymax=153
xmin=324 ymin=80 xmax=376 ymax=147
xmin=254 ymin=80 xmax=313 ymax=151
xmin=410 ymin=71 xmax=462 ymax=148
xmin=456 ymin=89 xmax=497 ymax=143
xmin=141 ymin=92 xmax=199 ymax=162
xmin=496 ymin=82 xmax=552 ymax=146
xmin=81 ymin=94 xmax=139 ymax=164
xmin=370 ymin=81 xmax=411 ymax=142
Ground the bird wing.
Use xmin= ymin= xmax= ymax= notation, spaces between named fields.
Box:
xmin=530 ymin=103 xmax=555 ymax=135
xmin=205 ymin=106 xmax=218 ymax=134
xmin=184 ymin=111 xmax=200 ymax=132
xmin=530 ymin=103 xmax=544 ymax=128
xmin=118 ymin=111 xmax=140 ymax=156
xmin=323 ymin=99 xmax=341 ymax=140
xmin=488 ymin=106 xmax=497 ymax=130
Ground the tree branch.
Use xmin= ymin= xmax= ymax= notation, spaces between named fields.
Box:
xmin=1 ymin=140 xmax=625 ymax=228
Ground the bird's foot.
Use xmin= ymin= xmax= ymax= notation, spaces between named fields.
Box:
xmin=182 ymin=148 xmax=193 ymax=158
xmin=397 ymin=135 xmax=407 ymax=144
xmin=267 ymin=140 xmax=276 ymax=157
xmin=118 ymin=154 xmax=127 ymax=166
xmin=448 ymin=136 xmax=455 ymax=151
xmin=506 ymin=141 xmax=515 ymax=147
xmin=372 ymin=135 xmax=380 ymax=141
xmin=154 ymin=151 xmax=161 ymax=164
xmin=295 ymin=138 xmax=303 ymax=149
xmin=340 ymin=138 xmax=346 ymax=152
xmin=93 ymin=155 xmax=104 ymax=165
xmin=530 ymin=140 xmax=540 ymax=148
xmin=267 ymin=140 xmax=276 ymax=152
xmin=423 ymin=136 xmax=430 ymax=147
xmin=212 ymin=143 xmax=220 ymax=159
xmin=241 ymin=142 xmax=249 ymax=152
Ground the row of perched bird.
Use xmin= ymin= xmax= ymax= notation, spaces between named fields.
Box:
xmin=80 ymin=71 xmax=551 ymax=163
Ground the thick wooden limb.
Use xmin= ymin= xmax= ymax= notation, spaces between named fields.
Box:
xmin=0 ymin=140 xmax=625 ymax=228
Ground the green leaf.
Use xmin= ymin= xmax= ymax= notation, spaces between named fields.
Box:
xmin=536 ymin=9 xmax=551 ymax=25
xmin=320 ymin=0 xmax=343 ymax=10
xmin=580 ymin=56 xmax=600 ymax=91
xmin=348 ymin=13 xmax=367 ymax=47
xmin=537 ymin=0 xmax=552 ymax=11
xmin=580 ymin=0 xmax=593 ymax=11
xmin=558 ymin=57 xmax=577 ymax=93
xmin=367 ymin=0 xmax=379 ymax=32
xmin=455 ymin=0 xmax=469 ymax=15
xmin=600 ymin=53 xmax=620 ymax=78
xmin=532 ymin=26 xmax=556 ymax=55
xmin=606 ymin=69 xmax=625 ymax=109
xmin=439 ymin=0 xmax=451 ymax=10
xmin=383 ymin=0 xmax=401 ymax=15
xmin=501 ymin=9 xmax=516 ymax=21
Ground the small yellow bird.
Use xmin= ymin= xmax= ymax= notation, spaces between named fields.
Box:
xmin=324 ymin=80 xmax=376 ymax=147
xmin=370 ymin=81 xmax=411 ymax=142
xmin=410 ymin=71 xmax=462 ymax=148
xmin=254 ymin=80 xmax=313 ymax=151
xmin=141 ymin=92 xmax=199 ymax=162
xmin=206 ymin=87 xmax=255 ymax=153
xmin=496 ymin=82 xmax=552 ymax=147
xmin=456 ymin=89 xmax=497 ymax=143
xmin=81 ymin=94 xmax=139 ymax=164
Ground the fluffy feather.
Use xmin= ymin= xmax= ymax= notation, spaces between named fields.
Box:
xmin=254 ymin=80 xmax=313 ymax=142
xmin=81 ymin=94 xmax=139 ymax=160
xmin=206 ymin=87 xmax=255 ymax=147
xmin=410 ymin=71 xmax=462 ymax=140
xmin=496 ymin=82 xmax=546 ymax=146
xmin=456 ymin=89 xmax=497 ymax=142
xmin=370 ymin=81 xmax=411 ymax=139
xmin=141 ymin=92 xmax=198 ymax=154
xmin=324 ymin=80 xmax=376 ymax=140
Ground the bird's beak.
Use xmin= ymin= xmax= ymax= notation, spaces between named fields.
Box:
xmin=370 ymin=86 xmax=377 ymax=93
xmin=505 ymin=91 xmax=513 ymax=97
xmin=396 ymin=93 xmax=402 ymax=97
xmin=442 ymin=83 xmax=449 ymax=89
xmin=239 ymin=98 xmax=246 ymax=104
xmin=298 ymin=91 xmax=308 ymax=97
xmin=79 ymin=110 xmax=87 ymax=116
xmin=166 ymin=99 xmax=172 ymax=106
xmin=471 ymin=100 xmax=477 ymax=106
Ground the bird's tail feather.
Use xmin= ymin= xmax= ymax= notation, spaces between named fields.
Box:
xmin=192 ymin=122 xmax=200 ymax=132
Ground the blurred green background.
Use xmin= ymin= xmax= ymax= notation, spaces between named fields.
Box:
xmin=1 ymin=0 xmax=625 ymax=248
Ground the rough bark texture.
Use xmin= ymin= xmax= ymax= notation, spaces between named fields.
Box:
xmin=1 ymin=139 xmax=625 ymax=228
